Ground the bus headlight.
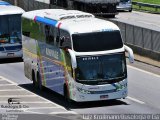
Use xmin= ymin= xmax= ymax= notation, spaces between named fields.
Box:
xmin=77 ymin=87 xmax=91 ymax=94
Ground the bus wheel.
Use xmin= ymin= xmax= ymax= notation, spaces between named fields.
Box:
xmin=32 ymin=70 xmax=36 ymax=87
xmin=37 ymin=72 xmax=43 ymax=90
xmin=64 ymin=85 xmax=71 ymax=108
xmin=129 ymin=8 xmax=132 ymax=12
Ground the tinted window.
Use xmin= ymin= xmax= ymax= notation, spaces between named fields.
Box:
xmin=0 ymin=14 xmax=21 ymax=35
xmin=76 ymin=53 xmax=127 ymax=85
xmin=59 ymin=30 xmax=71 ymax=48
xmin=22 ymin=18 xmax=45 ymax=41
xmin=45 ymin=25 xmax=55 ymax=45
xmin=0 ymin=14 xmax=22 ymax=44
xmin=72 ymin=31 xmax=123 ymax=52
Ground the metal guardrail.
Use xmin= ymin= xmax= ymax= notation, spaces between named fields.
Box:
xmin=110 ymin=19 xmax=160 ymax=61
xmin=132 ymin=2 xmax=160 ymax=12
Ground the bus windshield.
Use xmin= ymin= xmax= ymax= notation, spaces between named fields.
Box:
xmin=75 ymin=53 xmax=127 ymax=84
xmin=0 ymin=14 xmax=21 ymax=44
xmin=72 ymin=31 xmax=123 ymax=52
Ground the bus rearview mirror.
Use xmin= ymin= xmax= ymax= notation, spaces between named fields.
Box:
xmin=68 ymin=49 xmax=77 ymax=69
xmin=124 ymin=45 xmax=134 ymax=63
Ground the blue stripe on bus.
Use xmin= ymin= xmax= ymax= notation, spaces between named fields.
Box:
xmin=35 ymin=16 xmax=58 ymax=27
xmin=0 ymin=1 xmax=11 ymax=5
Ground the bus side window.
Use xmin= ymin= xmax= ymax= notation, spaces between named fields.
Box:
xmin=22 ymin=18 xmax=30 ymax=37
xmin=39 ymin=23 xmax=45 ymax=42
xmin=45 ymin=25 xmax=54 ymax=45
xmin=55 ymin=27 xmax=60 ymax=46
xmin=59 ymin=30 xmax=71 ymax=49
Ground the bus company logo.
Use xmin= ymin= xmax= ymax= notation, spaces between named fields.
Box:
xmin=82 ymin=57 xmax=99 ymax=61
xmin=46 ymin=48 xmax=59 ymax=59
xmin=0 ymin=98 xmax=29 ymax=113
xmin=8 ymin=98 xmax=20 ymax=105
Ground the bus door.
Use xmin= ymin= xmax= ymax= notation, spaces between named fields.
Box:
xmin=56 ymin=29 xmax=72 ymax=94
xmin=42 ymin=25 xmax=64 ymax=94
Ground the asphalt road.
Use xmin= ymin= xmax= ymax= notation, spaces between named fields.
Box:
xmin=0 ymin=58 xmax=160 ymax=120
xmin=0 ymin=59 xmax=79 ymax=120
xmin=111 ymin=11 xmax=160 ymax=31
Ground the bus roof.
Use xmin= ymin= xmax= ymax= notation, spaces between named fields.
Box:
xmin=0 ymin=1 xmax=24 ymax=15
xmin=22 ymin=9 xmax=94 ymax=20
xmin=22 ymin=9 xmax=120 ymax=34
xmin=61 ymin=18 xmax=120 ymax=34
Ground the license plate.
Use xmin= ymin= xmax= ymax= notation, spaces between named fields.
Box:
xmin=100 ymin=95 xmax=108 ymax=99
xmin=7 ymin=53 xmax=14 ymax=57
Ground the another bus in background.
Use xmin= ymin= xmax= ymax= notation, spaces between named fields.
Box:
xmin=117 ymin=0 xmax=132 ymax=12
xmin=0 ymin=1 xmax=24 ymax=59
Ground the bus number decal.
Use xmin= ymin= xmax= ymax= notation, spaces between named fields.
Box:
xmin=46 ymin=48 xmax=59 ymax=59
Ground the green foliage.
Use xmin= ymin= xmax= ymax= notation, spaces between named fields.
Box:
xmin=133 ymin=0 xmax=160 ymax=5
xmin=132 ymin=0 xmax=160 ymax=13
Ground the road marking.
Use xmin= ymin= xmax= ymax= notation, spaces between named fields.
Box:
xmin=0 ymin=76 xmax=17 ymax=85
xmin=49 ymin=112 xmax=80 ymax=120
xmin=127 ymin=96 xmax=145 ymax=104
xmin=0 ymin=95 xmax=37 ymax=97
xmin=0 ymin=76 xmax=79 ymax=115
xmin=19 ymin=101 xmax=52 ymax=104
xmin=25 ymin=110 xmax=42 ymax=114
xmin=49 ymin=111 xmax=77 ymax=114
xmin=25 ymin=110 xmax=79 ymax=120
xmin=127 ymin=65 xmax=160 ymax=78
xmin=0 ymin=84 xmax=16 ymax=86
xmin=0 ymin=79 xmax=4 ymax=81
xmin=17 ymin=88 xmax=67 ymax=110
xmin=0 ymin=76 xmax=67 ymax=110
xmin=0 ymin=101 xmax=50 ymax=104
xmin=13 ymin=83 xmax=67 ymax=110
xmin=27 ymin=107 xmax=62 ymax=109
xmin=0 ymin=89 xmax=24 ymax=91
xmin=137 ymin=20 xmax=160 ymax=28
xmin=26 ymin=110 xmax=77 ymax=115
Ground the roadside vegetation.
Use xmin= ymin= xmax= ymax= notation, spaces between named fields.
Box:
xmin=132 ymin=0 xmax=160 ymax=13
xmin=133 ymin=0 xmax=160 ymax=5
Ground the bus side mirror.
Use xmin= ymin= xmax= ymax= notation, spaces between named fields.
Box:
xmin=68 ymin=49 xmax=77 ymax=69
xmin=56 ymin=36 xmax=59 ymax=43
xmin=60 ymin=37 xmax=65 ymax=46
xmin=124 ymin=45 xmax=134 ymax=63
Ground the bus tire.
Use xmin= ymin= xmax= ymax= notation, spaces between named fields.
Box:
xmin=129 ymin=9 xmax=132 ymax=12
xmin=32 ymin=70 xmax=36 ymax=87
xmin=37 ymin=72 xmax=43 ymax=90
xmin=64 ymin=84 xmax=72 ymax=106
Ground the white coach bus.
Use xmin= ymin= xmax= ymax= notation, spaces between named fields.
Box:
xmin=0 ymin=1 xmax=24 ymax=58
xmin=22 ymin=9 xmax=134 ymax=102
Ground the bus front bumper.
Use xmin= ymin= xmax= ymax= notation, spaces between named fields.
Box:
xmin=70 ymin=80 xmax=128 ymax=102
xmin=0 ymin=50 xmax=22 ymax=59
xmin=74 ymin=89 xmax=127 ymax=102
